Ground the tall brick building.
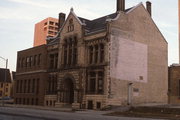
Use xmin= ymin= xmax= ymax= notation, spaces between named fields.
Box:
xmin=14 ymin=36 xmax=60 ymax=106
xmin=14 ymin=0 xmax=168 ymax=109
xmin=15 ymin=45 xmax=48 ymax=105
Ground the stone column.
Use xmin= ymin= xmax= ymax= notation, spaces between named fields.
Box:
xmin=53 ymin=54 xmax=56 ymax=69
xmin=49 ymin=77 xmax=52 ymax=94
xmin=52 ymin=78 xmax=54 ymax=94
xmin=92 ymin=46 xmax=95 ymax=64
xmin=72 ymin=89 xmax=80 ymax=110
xmin=71 ymin=44 xmax=75 ymax=65
xmin=98 ymin=44 xmax=101 ymax=63
xmin=30 ymin=80 xmax=32 ymax=93
xmin=61 ymin=45 xmax=64 ymax=66
xmin=87 ymin=46 xmax=90 ymax=64
xmin=57 ymin=91 xmax=60 ymax=102
xmin=95 ymin=71 xmax=99 ymax=94
xmin=67 ymin=43 xmax=70 ymax=65
xmin=36 ymin=79 xmax=39 ymax=94
xmin=25 ymin=80 xmax=28 ymax=93
xmin=74 ymin=90 xmax=77 ymax=103
xmin=87 ymin=73 xmax=90 ymax=93
xmin=63 ymin=92 xmax=65 ymax=103
xmin=21 ymin=81 xmax=24 ymax=93
xmin=34 ymin=80 xmax=37 ymax=94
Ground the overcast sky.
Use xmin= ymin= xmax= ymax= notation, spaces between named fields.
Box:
xmin=0 ymin=0 xmax=178 ymax=71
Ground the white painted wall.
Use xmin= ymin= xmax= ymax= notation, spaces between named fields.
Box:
xmin=110 ymin=28 xmax=148 ymax=83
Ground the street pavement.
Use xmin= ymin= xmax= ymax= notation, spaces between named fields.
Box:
xmin=0 ymin=107 xmax=168 ymax=120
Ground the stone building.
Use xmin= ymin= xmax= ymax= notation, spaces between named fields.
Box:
xmin=14 ymin=0 xmax=168 ymax=109
xmin=55 ymin=0 xmax=168 ymax=109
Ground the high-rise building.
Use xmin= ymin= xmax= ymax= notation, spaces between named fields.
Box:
xmin=179 ymin=0 xmax=180 ymax=63
xmin=33 ymin=17 xmax=59 ymax=47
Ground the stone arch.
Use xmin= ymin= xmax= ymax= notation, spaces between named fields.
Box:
xmin=60 ymin=73 xmax=76 ymax=104
xmin=62 ymin=73 xmax=76 ymax=88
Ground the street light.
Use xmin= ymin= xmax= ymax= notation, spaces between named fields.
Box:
xmin=0 ymin=56 xmax=8 ymax=106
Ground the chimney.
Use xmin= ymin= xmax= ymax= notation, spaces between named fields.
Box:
xmin=146 ymin=1 xmax=152 ymax=16
xmin=58 ymin=13 xmax=66 ymax=29
xmin=117 ymin=0 xmax=125 ymax=12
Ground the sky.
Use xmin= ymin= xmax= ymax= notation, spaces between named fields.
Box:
xmin=0 ymin=0 xmax=178 ymax=71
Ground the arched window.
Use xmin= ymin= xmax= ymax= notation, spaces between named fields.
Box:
xmin=88 ymin=43 xmax=104 ymax=64
xmin=68 ymin=38 xmax=72 ymax=65
xmin=98 ymin=71 xmax=104 ymax=94
xmin=89 ymin=46 xmax=93 ymax=64
xmin=100 ymin=44 xmax=104 ymax=63
xmin=68 ymin=19 xmax=74 ymax=32
xmin=64 ymin=39 xmax=68 ymax=66
xmin=63 ymin=36 xmax=78 ymax=67
xmin=73 ymin=36 xmax=77 ymax=65
xmin=94 ymin=45 xmax=98 ymax=63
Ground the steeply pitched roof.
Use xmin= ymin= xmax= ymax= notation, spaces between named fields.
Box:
xmin=0 ymin=68 xmax=12 ymax=83
xmin=78 ymin=13 xmax=117 ymax=33
xmin=78 ymin=8 xmax=132 ymax=34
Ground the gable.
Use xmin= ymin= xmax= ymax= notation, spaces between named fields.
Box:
xmin=60 ymin=10 xmax=83 ymax=41
xmin=126 ymin=3 xmax=167 ymax=45
xmin=109 ymin=3 xmax=168 ymax=82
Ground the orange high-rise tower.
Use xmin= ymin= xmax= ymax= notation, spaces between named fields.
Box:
xmin=179 ymin=0 xmax=180 ymax=63
xmin=33 ymin=17 xmax=58 ymax=47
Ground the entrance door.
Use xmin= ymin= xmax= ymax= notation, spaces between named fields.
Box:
xmin=64 ymin=78 xmax=74 ymax=104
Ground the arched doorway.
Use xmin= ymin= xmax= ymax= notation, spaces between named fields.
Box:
xmin=63 ymin=78 xmax=74 ymax=104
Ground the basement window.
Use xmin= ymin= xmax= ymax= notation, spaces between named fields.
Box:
xmin=96 ymin=102 xmax=101 ymax=109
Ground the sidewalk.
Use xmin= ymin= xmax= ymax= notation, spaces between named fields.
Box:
xmin=0 ymin=104 xmax=73 ymax=112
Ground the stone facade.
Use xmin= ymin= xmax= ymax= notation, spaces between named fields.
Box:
xmin=55 ymin=1 xmax=168 ymax=109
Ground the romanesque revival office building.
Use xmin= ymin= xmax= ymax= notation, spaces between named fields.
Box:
xmin=14 ymin=0 xmax=168 ymax=109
